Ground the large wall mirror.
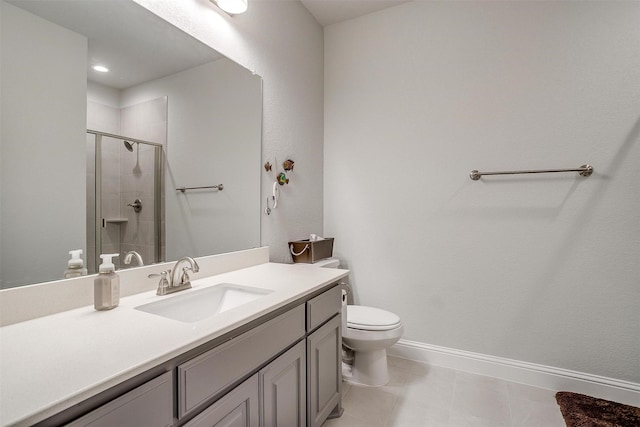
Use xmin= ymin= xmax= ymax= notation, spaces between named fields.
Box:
xmin=0 ymin=0 xmax=262 ymax=289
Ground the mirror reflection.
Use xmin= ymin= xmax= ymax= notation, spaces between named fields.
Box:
xmin=0 ymin=0 xmax=262 ymax=289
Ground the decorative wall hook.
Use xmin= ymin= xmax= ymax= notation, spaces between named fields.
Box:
xmin=264 ymin=162 xmax=272 ymax=172
xmin=282 ymin=159 xmax=295 ymax=172
xmin=277 ymin=172 xmax=289 ymax=185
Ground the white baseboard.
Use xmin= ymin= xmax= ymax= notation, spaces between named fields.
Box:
xmin=389 ymin=339 xmax=640 ymax=407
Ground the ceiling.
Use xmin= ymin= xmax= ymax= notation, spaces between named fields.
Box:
xmin=300 ymin=0 xmax=411 ymax=26
xmin=10 ymin=0 xmax=410 ymax=89
xmin=8 ymin=0 xmax=221 ymax=90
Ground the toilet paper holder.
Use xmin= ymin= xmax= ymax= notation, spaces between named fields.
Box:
xmin=339 ymin=281 xmax=351 ymax=296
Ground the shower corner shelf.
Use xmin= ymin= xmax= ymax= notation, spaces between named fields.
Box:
xmin=103 ymin=218 xmax=129 ymax=226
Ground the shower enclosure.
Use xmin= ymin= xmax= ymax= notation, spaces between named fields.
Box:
xmin=86 ymin=130 xmax=163 ymax=273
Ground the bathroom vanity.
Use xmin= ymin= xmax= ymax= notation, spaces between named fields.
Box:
xmin=0 ymin=253 xmax=349 ymax=427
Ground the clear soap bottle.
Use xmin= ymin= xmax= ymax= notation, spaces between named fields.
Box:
xmin=64 ymin=249 xmax=88 ymax=279
xmin=94 ymin=253 xmax=120 ymax=311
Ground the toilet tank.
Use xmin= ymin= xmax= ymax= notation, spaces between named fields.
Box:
xmin=313 ymin=258 xmax=340 ymax=268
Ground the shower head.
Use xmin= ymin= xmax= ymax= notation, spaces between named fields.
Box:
xmin=123 ymin=140 xmax=136 ymax=152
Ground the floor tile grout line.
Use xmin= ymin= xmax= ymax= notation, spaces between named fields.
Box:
xmin=505 ymin=383 xmax=521 ymax=423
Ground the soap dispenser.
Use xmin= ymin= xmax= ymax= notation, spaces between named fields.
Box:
xmin=64 ymin=249 xmax=88 ymax=278
xmin=94 ymin=253 xmax=120 ymax=311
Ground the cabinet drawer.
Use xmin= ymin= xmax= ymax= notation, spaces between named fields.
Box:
xmin=178 ymin=304 xmax=305 ymax=418
xmin=306 ymin=285 xmax=341 ymax=332
xmin=65 ymin=371 xmax=173 ymax=427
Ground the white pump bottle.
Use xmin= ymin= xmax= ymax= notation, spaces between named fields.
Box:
xmin=64 ymin=249 xmax=88 ymax=278
xmin=94 ymin=253 xmax=120 ymax=310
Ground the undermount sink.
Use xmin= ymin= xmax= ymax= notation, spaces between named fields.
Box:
xmin=135 ymin=283 xmax=273 ymax=323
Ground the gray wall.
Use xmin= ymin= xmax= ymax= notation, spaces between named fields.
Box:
xmin=324 ymin=1 xmax=640 ymax=383
xmin=1 ymin=2 xmax=87 ymax=287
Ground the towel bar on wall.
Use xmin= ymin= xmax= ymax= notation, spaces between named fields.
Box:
xmin=176 ymin=184 xmax=224 ymax=192
xmin=469 ymin=164 xmax=593 ymax=181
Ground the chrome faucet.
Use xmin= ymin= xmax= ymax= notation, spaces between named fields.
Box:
xmin=170 ymin=256 xmax=200 ymax=289
xmin=148 ymin=256 xmax=200 ymax=296
xmin=123 ymin=250 xmax=144 ymax=266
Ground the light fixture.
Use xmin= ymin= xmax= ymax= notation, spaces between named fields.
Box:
xmin=92 ymin=65 xmax=110 ymax=73
xmin=212 ymin=0 xmax=248 ymax=15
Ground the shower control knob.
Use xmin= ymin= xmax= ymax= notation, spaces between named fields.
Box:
xmin=128 ymin=198 xmax=142 ymax=213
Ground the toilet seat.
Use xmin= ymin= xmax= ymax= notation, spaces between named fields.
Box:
xmin=347 ymin=305 xmax=402 ymax=331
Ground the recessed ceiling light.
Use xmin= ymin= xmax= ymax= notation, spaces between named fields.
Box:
xmin=92 ymin=65 xmax=110 ymax=73
xmin=212 ymin=0 xmax=248 ymax=15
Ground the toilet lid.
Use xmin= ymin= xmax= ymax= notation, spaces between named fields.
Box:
xmin=347 ymin=305 xmax=401 ymax=331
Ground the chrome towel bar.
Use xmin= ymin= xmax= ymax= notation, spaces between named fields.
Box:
xmin=176 ymin=184 xmax=224 ymax=192
xmin=470 ymin=164 xmax=593 ymax=181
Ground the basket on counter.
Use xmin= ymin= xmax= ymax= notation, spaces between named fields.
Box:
xmin=289 ymin=238 xmax=334 ymax=263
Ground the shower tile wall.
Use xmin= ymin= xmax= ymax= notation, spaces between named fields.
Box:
xmin=86 ymin=97 xmax=167 ymax=271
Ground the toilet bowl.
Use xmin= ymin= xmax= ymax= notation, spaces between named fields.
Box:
xmin=342 ymin=305 xmax=403 ymax=386
xmin=311 ymin=258 xmax=403 ymax=386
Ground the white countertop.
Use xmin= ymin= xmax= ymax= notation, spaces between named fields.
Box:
xmin=0 ymin=262 xmax=349 ymax=426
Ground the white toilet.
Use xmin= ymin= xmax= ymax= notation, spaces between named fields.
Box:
xmin=313 ymin=258 xmax=404 ymax=386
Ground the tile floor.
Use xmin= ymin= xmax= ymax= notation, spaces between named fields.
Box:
xmin=323 ymin=356 xmax=566 ymax=427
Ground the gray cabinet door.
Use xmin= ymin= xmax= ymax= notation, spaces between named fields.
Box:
xmin=307 ymin=315 xmax=342 ymax=427
xmin=184 ymin=375 xmax=259 ymax=427
xmin=260 ymin=340 xmax=306 ymax=427
xmin=65 ymin=371 xmax=173 ymax=427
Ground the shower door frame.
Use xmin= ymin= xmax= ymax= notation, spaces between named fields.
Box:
xmin=88 ymin=129 xmax=164 ymax=272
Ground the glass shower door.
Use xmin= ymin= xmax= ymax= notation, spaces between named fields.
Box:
xmin=87 ymin=131 xmax=163 ymax=273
